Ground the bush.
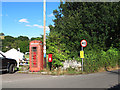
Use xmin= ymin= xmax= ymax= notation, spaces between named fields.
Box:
xmin=84 ymin=47 xmax=119 ymax=73
xmin=106 ymin=47 xmax=119 ymax=68
xmin=47 ymin=45 xmax=69 ymax=68
xmin=84 ymin=50 xmax=100 ymax=73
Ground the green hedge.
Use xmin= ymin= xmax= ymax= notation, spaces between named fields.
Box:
xmin=84 ymin=47 xmax=119 ymax=73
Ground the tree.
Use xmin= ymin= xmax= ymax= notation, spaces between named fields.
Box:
xmin=4 ymin=36 xmax=15 ymax=43
xmin=0 ymin=33 xmax=5 ymax=36
xmin=17 ymin=36 xmax=29 ymax=41
xmin=47 ymin=2 xmax=120 ymax=60
xmin=18 ymin=40 xmax=29 ymax=53
xmin=2 ymin=35 xmax=30 ymax=53
xmin=31 ymin=37 xmax=43 ymax=42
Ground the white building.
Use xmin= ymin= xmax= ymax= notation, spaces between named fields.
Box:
xmin=0 ymin=51 xmax=5 ymax=56
xmin=5 ymin=48 xmax=24 ymax=68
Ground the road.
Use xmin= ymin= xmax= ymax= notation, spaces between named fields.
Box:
xmin=1 ymin=69 xmax=119 ymax=88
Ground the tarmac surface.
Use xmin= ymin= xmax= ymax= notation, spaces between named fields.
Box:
xmin=1 ymin=69 xmax=119 ymax=88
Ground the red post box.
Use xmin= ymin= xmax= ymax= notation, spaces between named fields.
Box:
xmin=29 ymin=40 xmax=43 ymax=72
xmin=48 ymin=54 xmax=52 ymax=70
xmin=48 ymin=54 xmax=52 ymax=62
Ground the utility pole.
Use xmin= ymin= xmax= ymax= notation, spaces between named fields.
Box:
xmin=43 ymin=0 xmax=46 ymax=68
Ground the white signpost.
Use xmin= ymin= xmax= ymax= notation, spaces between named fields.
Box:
xmin=80 ymin=40 xmax=87 ymax=72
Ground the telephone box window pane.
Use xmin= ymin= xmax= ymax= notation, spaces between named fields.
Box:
xmin=32 ymin=47 xmax=37 ymax=52
xmin=31 ymin=47 xmax=37 ymax=67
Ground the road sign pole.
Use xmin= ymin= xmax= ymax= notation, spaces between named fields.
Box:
xmin=80 ymin=39 xmax=87 ymax=72
xmin=81 ymin=46 xmax=83 ymax=72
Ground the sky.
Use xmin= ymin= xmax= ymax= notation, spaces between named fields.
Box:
xmin=1 ymin=1 xmax=60 ymax=39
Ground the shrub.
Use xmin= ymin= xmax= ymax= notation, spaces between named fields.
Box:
xmin=106 ymin=47 xmax=119 ymax=68
xmin=84 ymin=47 xmax=119 ymax=73
xmin=84 ymin=50 xmax=100 ymax=73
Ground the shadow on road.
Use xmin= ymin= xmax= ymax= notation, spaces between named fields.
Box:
xmin=106 ymin=70 xmax=120 ymax=75
xmin=0 ymin=70 xmax=18 ymax=75
xmin=108 ymin=83 xmax=120 ymax=90
xmin=105 ymin=66 xmax=120 ymax=75
xmin=0 ymin=71 xmax=8 ymax=75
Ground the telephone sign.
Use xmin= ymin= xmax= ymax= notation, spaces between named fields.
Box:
xmin=81 ymin=40 xmax=87 ymax=47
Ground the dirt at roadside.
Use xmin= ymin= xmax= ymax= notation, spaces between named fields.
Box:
xmin=98 ymin=66 xmax=120 ymax=73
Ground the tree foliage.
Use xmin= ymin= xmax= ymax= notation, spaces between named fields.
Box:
xmin=47 ymin=2 xmax=120 ymax=67
xmin=0 ymin=33 xmax=5 ymax=36
xmin=1 ymin=35 xmax=43 ymax=53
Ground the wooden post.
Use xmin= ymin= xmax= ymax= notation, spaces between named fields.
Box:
xmin=43 ymin=0 xmax=46 ymax=68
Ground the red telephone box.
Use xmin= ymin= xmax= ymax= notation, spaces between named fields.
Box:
xmin=29 ymin=40 xmax=43 ymax=72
